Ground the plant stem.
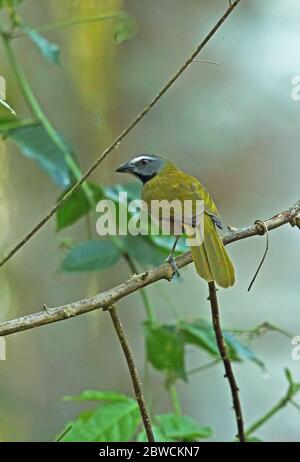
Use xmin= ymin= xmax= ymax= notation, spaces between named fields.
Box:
xmin=12 ymin=12 xmax=126 ymax=36
xmin=246 ymin=400 xmax=288 ymax=438
xmin=245 ymin=371 xmax=300 ymax=437
xmin=208 ymin=281 xmax=245 ymax=442
xmin=0 ymin=30 xmax=94 ymax=205
xmin=121 ymin=251 xmax=158 ymax=422
xmin=168 ymin=381 xmax=182 ymax=418
xmin=108 ymin=305 xmax=155 ymax=442
xmin=291 ymin=400 xmax=300 ymax=411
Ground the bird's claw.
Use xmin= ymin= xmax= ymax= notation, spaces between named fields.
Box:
xmin=165 ymin=255 xmax=180 ymax=279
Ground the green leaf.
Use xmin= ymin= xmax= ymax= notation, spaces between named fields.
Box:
xmin=61 ymin=239 xmax=121 ymax=272
xmin=61 ymin=401 xmax=140 ymax=442
xmin=0 ymin=122 xmax=73 ymax=188
xmin=56 ymin=183 xmax=103 ymax=231
xmin=63 ymin=390 xmax=132 ymax=403
xmin=149 ymin=236 xmax=188 ymax=255
xmin=180 ymin=319 xmax=219 ymax=357
xmin=156 ymin=414 xmax=212 ymax=442
xmin=103 ymin=183 xmax=145 ymax=235
xmin=180 ymin=319 xmax=264 ymax=369
xmin=144 ymin=323 xmax=186 ymax=380
xmin=23 ymin=25 xmax=61 ymax=65
xmin=114 ymin=13 xmax=137 ymax=44
xmin=124 ymin=235 xmax=169 ymax=266
xmin=103 ymin=183 xmax=142 ymax=202
xmin=224 ymin=332 xmax=265 ymax=369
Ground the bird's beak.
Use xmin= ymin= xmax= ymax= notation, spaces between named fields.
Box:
xmin=115 ymin=161 xmax=133 ymax=174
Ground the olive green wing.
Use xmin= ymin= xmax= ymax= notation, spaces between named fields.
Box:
xmin=142 ymin=170 xmax=222 ymax=227
xmin=172 ymin=172 xmax=222 ymax=228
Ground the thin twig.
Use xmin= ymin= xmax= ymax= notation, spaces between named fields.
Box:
xmin=208 ymin=281 xmax=245 ymax=442
xmin=0 ymin=0 xmax=241 ymax=269
xmin=108 ymin=305 xmax=155 ymax=442
xmin=55 ymin=425 xmax=72 ymax=442
xmin=291 ymin=400 xmax=300 ymax=411
xmin=192 ymin=59 xmax=220 ymax=65
xmin=0 ymin=200 xmax=299 ymax=337
xmin=229 ymin=321 xmax=292 ymax=340
xmin=247 ymin=220 xmax=269 ymax=291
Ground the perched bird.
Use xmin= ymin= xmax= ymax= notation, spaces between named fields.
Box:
xmin=116 ymin=154 xmax=235 ymax=288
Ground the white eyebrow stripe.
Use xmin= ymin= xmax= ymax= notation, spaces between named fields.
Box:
xmin=131 ymin=155 xmax=153 ymax=164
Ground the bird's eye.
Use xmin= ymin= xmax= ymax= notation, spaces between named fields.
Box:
xmin=140 ymin=158 xmax=149 ymax=165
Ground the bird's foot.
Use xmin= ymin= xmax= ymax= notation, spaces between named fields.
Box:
xmin=165 ymin=255 xmax=180 ymax=279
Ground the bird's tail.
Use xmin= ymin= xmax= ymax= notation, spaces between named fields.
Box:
xmin=185 ymin=214 xmax=235 ymax=288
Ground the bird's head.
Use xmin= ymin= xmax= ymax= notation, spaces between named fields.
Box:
xmin=115 ymin=154 xmax=168 ymax=183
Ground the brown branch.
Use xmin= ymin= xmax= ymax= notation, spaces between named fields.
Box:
xmin=208 ymin=281 xmax=245 ymax=442
xmin=108 ymin=305 xmax=154 ymax=442
xmin=0 ymin=0 xmax=241 ymax=269
xmin=0 ymin=200 xmax=299 ymax=337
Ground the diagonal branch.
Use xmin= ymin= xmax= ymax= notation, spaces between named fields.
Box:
xmin=108 ymin=305 xmax=155 ymax=442
xmin=0 ymin=199 xmax=299 ymax=337
xmin=208 ymin=281 xmax=245 ymax=442
xmin=0 ymin=0 xmax=241 ymax=269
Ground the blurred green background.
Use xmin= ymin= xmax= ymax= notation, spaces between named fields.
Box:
xmin=0 ymin=0 xmax=299 ymax=442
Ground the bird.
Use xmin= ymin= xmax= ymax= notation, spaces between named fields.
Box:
xmin=115 ymin=154 xmax=235 ymax=288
